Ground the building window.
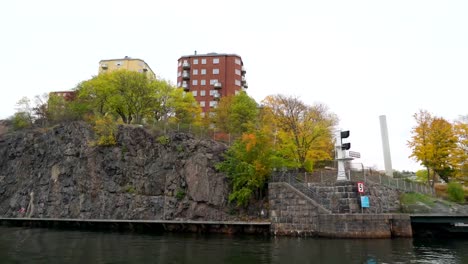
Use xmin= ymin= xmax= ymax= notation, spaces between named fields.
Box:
xmin=209 ymin=101 xmax=218 ymax=107
xmin=201 ymin=69 xmax=206 ymax=75
xmin=178 ymin=61 xmax=182 ymax=66
xmin=210 ymin=79 xmax=218 ymax=85
xmin=177 ymin=82 xmax=181 ymax=87
xmin=200 ymin=101 xmax=205 ymax=107
xmin=235 ymin=80 xmax=241 ymax=86
xmin=200 ymin=79 xmax=206 ymax=85
xmin=209 ymin=89 xmax=216 ymax=96
xmin=235 ymin=90 xmax=240 ymax=95
xmin=235 ymin=69 xmax=241 ymax=75
xmin=201 ymin=58 xmax=207 ymax=64
xmin=193 ymin=69 xmax=198 ymax=75
xmin=192 ymin=80 xmax=198 ymax=85
xmin=201 ymin=112 xmax=205 ymax=118
xmin=235 ymin=58 xmax=241 ymax=65
xmin=116 ymin=61 xmax=123 ymax=66
xmin=178 ymin=71 xmax=181 ymax=77
xmin=213 ymin=68 xmax=219 ymax=74
xmin=192 ymin=90 xmax=197 ymax=97
xmin=193 ymin=59 xmax=198 ymax=64
xmin=213 ymin=58 xmax=219 ymax=64
xmin=200 ymin=90 xmax=206 ymax=96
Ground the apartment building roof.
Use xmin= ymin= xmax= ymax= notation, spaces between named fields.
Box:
xmin=178 ymin=52 xmax=242 ymax=59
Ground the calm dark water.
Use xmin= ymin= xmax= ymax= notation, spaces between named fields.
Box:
xmin=0 ymin=227 xmax=467 ymax=264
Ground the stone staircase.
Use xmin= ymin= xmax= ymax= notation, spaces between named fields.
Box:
xmin=271 ymin=172 xmax=401 ymax=214
xmin=271 ymin=173 xmax=361 ymax=213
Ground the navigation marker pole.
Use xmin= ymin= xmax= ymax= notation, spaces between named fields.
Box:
xmin=336 ymin=130 xmax=353 ymax=181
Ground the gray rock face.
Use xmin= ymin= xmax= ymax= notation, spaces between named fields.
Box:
xmin=0 ymin=122 xmax=234 ymax=220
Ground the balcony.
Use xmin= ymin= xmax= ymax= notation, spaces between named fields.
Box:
xmin=213 ymin=92 xmax=221 ymax=100
xmin=182 ymin=71 xmax=190 ymax=80
xmin=101 ymin=63 xmax=108 ymax=69
xmin=182 ymin=62 xmax=190 ymax=69
xmin=142 ymin=67 xmax=148 ymax=72
xmin=243 ymin=82 xmax=248 ymax=89
xmin=214 ymin=82 xmax=222 ymax=89
xmin=241 ymin=66 xmax=246 ymax=74
xmin=241 ymin=76 xmax=246 ymax=84
xmin=182 ymin=82 xmax=189 ymax=91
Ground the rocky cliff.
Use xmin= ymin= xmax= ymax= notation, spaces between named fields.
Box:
xmin=0 ymin=122 xmax=238 ymax=220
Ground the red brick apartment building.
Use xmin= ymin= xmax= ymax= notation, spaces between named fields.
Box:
xmin=176 ymin=52 xmax=247 ymax=113
xmin=49 ymin=91 xmax=76 ymax=101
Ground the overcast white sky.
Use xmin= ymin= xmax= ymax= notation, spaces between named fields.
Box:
xmin=1 ymin=0 xmax=467 ymax=172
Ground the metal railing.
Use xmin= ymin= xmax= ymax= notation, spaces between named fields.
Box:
xmin=271 ymin=172 xmax=333 ymax=212
xmin=271 ymin=169 xmax=434 ymax=196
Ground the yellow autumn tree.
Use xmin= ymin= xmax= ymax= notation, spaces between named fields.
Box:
xmin=408 ymin=110 xmax=459 ymax=186
xmin=454 ymin=118 xmax=468 ymax=181
xmin=261 ymin=95 xmax=337 ymax=171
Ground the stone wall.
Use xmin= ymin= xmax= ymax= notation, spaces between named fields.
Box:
xmin=269 ymin=182 xmax=412 ymax=238
xmin=269 ymin=183 xmax=329 ymax=236
xmin=318 ymin=214 xmax=412 ymax=238
xmin=307 ymin=181 xmax=401 ymax=214
xmin=307 ymin=181 xmax=359 ymax=213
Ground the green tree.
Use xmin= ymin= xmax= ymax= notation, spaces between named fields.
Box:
xmin=415 ymin=169 xmax=429 ymax=182
xmin=47 ymin=94 xmax=87 ymax=123
xmin=14 ymin=97 xmax=34 ymax=126
xmin=78 ymin=71 xmax=200 ymax=126
xmin=78 ymin=70 xmax=157 ymax=124
xmin=213 ymin=92 xmax=259 ymax=136
xmin=217 ymin=132 xmax=275 ymax=207
xmin=108 ymin=70 xmax=155 ymax=124
xmin=11 ymin=112 xmax=32 ymax=130
xmin=168 ymin=88 xmax=201 ymax=125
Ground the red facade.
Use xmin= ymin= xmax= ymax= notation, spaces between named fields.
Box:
xmin=49 ymin=91 xmax=76 ymax=101
xmin=176 ymin=53 xmax=247 ymax=113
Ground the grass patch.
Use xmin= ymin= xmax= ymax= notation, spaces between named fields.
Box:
xmin=124 ymin=185 xmax=136 ymax=194
xmin=175 ymin=190 xmax=186 ymax=200
xmin=400 ymin=192 xmax=435 ymax=207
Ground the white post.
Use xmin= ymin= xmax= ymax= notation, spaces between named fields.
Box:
xmin=336 ymin=131 xmax=347 ymax=181
xmin=379 ymin=115 xmax=393 ymax=177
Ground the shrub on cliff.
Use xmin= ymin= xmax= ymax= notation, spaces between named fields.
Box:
xmin=217 ymin=132 xmax=276 ymax=207
xmin=11 ymin=112 xmax=33 ymax=130
xmin=447 ymin=182 xmax=465 ymax=203
xmin=92 ymin=115 xmax=119 ymax=146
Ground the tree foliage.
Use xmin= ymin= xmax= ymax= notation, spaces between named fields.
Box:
xmin=47 ymin=94 xmax=88 ymax=123
xmin=11 ymin=97 xmax=34 ymax=129
xmin=454 ymin=118 xmax=468 ymax=179
xmin=261 ymin=95 xmax=337 ymax=171
xmin=92 ymin=114 xmax=119 ymax=146
xmin=213 ymin=92 xmax=258 ymax=136
xmin=408 ymin=110 xmax=459 ymax=186
xmin=217 ymin=132 xmax=276 ymax=207
xmin=77 ymin=70 xmax=200 ymax=125
xmin=415 ymin=169 xmax=429 ymax=183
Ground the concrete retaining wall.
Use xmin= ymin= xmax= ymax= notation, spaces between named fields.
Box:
xmin=318 ymin=214 xmax=412 ymax=238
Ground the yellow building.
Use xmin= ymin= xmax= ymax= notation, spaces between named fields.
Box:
xmin=98 ymin=56 xmax=156 ymax=79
